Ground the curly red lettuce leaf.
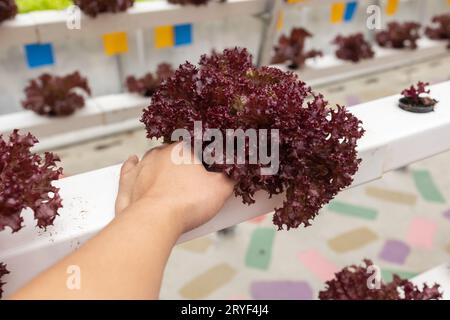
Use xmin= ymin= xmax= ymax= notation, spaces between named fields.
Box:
xmin=426 ymin=14 xmax=450 ymax=49
xmin=74 ymin=0 xmax=134 ymax=17
xmin=0 ymin=263 xmax=8 ymax=299
xmin=271 ymin=27 xmax=323 ymax=69
xmin=126 ymin=63 xmax=175 ymax=97
xmin=141 ymin=48 xmax=364 ymax=230
xmin=0 ymin=0 xmax=17 ymax=24
xmin=319 ymin=259 xmax=442 ymax=300
xmin=333 ymin=33 xmax=375 ymax=63
xmin=22 ymin=72 xmax=91 ymax=117
xmin=0 ymin=130 xmax=63 ymax=233
xmin=376 ymin=21 xmax=422 ymax=50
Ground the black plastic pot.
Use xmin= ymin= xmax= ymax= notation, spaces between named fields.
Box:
xmin=398 ymin=97 xmax=438 ymax=113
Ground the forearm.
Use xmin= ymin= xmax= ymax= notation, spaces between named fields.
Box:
xmin=11 ymin=199 xmax=183 ymax=300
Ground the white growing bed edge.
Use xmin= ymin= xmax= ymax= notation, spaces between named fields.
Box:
xmin=286 ymin=39 xmax=450 ymax=87
xmin=412 ymin=263 xmax=450 ymax=300
xmin=1 ymin=81 xmax=450 ymax=297
xmin=0 ymin=93 xmax=149 ymax=152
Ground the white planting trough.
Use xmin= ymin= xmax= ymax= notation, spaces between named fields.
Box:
xmin=0 ymin=93 xmax=148 ymax=152
xmin=412 ymin=263 xmax=450 ymax=300
xmin=1 ymin=81 xmax=450 ymax=297
xmin=0 ymin=0 xmax=269 ymax=49
xmin=275 ymin=39 xmax=450 ymax=87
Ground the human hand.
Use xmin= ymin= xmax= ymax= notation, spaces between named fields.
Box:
xmin=115 ymin=143 xmax=235 ymax=235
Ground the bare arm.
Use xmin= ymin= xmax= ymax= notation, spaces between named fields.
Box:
xmin=11 ymin=144 xmax=234 ymax=300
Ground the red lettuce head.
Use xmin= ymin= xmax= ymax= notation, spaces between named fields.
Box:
xmin=0 ymin=0 xmax=17 ymax=24
xmin=401 ymin=81 xmax=431 ymax=104
xmin=141 ymin=48 xmax=364 ymax=230
xmin=126 ymin=63 xmax=175 ymax=97
xmin=333 ymin=33 xmax=375 ymax=63
xmin=319 ymin=259 xmax=442 ymax=300
xmin=376 ymin=21 xmax=422 ymax=50
xmin=74 ymin=0 xmax=135 ymax=17
xmin=425 ymin=14 xmax=450 ymax=49
xmin=0 ymin=130 xmax=63 ymax=233
xmin=271 ymin=27 xmax=323 ymax=69
xmin=22 ymin=72 xmax=91 ymax=117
